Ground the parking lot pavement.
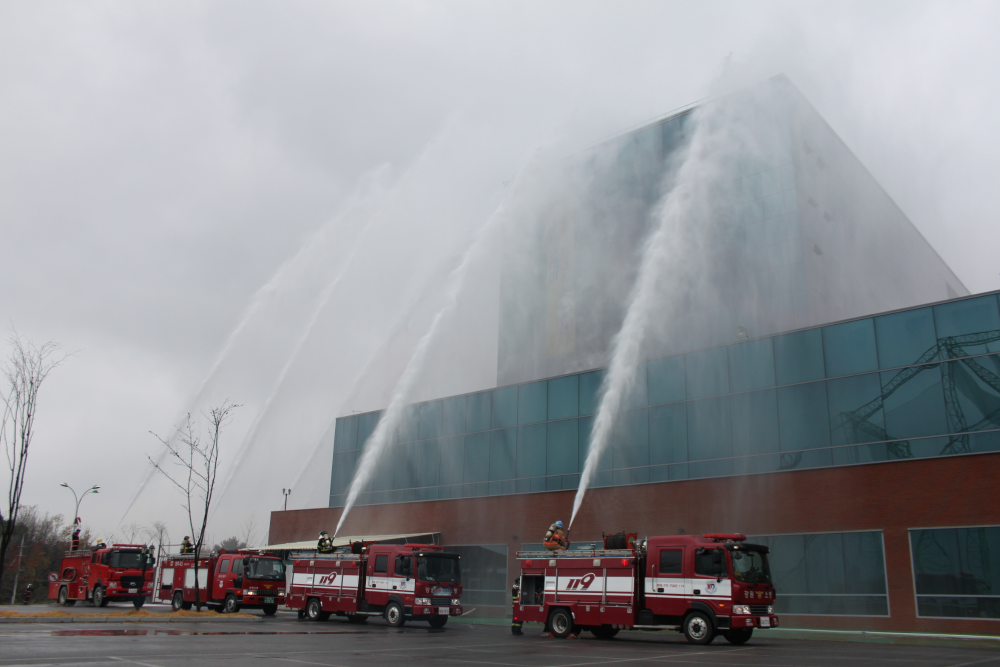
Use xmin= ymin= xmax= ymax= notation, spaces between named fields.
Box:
xmin=1 ymin=614 xmax=998 ymax=667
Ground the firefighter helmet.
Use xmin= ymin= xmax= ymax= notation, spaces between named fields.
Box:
xmin=555 ymin=521 xmax=563 ymax=528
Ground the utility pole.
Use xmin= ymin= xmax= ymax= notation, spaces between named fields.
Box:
xmin=281 ymin=488 xmax=291 ymax=511
xmin=9 ymin=534 xmax=25 ymax=605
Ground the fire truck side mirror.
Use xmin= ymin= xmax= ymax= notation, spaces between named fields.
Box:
xmin=695 ymin=548 xmax=705 ymax=555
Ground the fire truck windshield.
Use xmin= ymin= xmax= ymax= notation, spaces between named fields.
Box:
xmin=730 ymin=548 xmax=772 ymax=584
xmin=110 ymin=551 xmax=154 ymax=569
xmin=416 ymin=554 xmax=460 ymax=583
xmin=246 ymin=557 xmax=285 ymax=580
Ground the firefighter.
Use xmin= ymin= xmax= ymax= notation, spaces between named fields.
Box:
xmin=543 ymin=521 xmax=568 ymax=551
xmin=71 ymin=527 xmax=81 ymax=551
xmin=95 ymin=538 xmax=105 ymax=550
xmin=317 ymin=531 xmax=334 ymax=554
xmin=181 ymin=537 xmax=194 ymax=554
xmin=511 ymin=576 xmax=523 ymax=635
xmin=22 ymin=583 xmax=33 ymax=605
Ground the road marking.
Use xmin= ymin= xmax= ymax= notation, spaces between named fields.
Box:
xmin=110 ymin=658 xmax=164 ymax=667
xmin=946 ymin=658 xmax=1000 ymax=667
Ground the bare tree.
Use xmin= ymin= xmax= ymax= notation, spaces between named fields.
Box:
xmin=149 ymin=403 xmax=238 ymax=610
xmin=240 ymin=515 xmax=257 ymax=549
xmin=0 ymin=332 xmax=65 ymax=592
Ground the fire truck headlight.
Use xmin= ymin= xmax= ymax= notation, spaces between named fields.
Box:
xmin=451 ymin=599 xmax=460 ymax=606
xmin=415 ymin=597 xmax=431 ymax=606
xmin=767 ymin=605 xmax=773 ymax=615
xmin=733 ymin=605 xmax=750 ymax=615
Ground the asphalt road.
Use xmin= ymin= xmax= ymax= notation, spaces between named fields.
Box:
xmin=1 ymin=611 xmax=998 ymax=667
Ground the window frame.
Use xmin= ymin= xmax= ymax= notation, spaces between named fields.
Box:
xmin=658 ymin=548 xmax=683 ymax=576
xmin=373 ymin=555 xmax=389 ymax=574
xmin=908 ymin=523 xmax=1000 ymax=620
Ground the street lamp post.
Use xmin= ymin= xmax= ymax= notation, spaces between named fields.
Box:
xmin=60 ymin=483 xmax=100 ymax=539
xmin=281 ymin=488 xmax=291 ymax=511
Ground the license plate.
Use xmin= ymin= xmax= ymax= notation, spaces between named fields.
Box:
xmin=264 ymin=598 xmax=275 ymax=604
xmin=438 ymin=607 xmax=449 ymax=615
xmin=760 ymin=617 xmax=770 ymax=627
xmin=128 ymin=588 xmax=137 ymax=593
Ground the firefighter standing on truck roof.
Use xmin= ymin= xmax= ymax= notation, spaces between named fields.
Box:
xmin=511 ymin=576 xmax=523 ymax=635
xmin=317 ymin=531 xmax=334 ymax=554
xmin=543 ymin=521 xmax=568 ymax=551
xmin=71 ymin=527 xmax=81 ymax=551
xmin=181 ymin=537 xmax=193 ymax=554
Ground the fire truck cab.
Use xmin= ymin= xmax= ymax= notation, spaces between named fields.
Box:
xmin=156 ymin=550 xmax=286 ymax=614
xmin=48 ymin=544 xmax=155 ymax=609
xmin=515 ymin=533 xmax=777 ymax=645
xmin=287 ymin=543 xmax=463 ymax=627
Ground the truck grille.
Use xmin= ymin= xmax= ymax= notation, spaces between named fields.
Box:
xmin=119 ymin=576 xmax=142 ymax=589
xmin=750 ymin=605 xmax=770 ymax=615
xmin=431 ymin=597 xmax=452 ymax=605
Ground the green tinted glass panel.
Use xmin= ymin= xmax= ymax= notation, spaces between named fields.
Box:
xmin=579 ymin=370 xmax=606 ymax=416
xmin=685 ymin=347 xmax=729 ymax=400
xmin=622 ymin=366 xmax=648 ymax=410
xmin=875 ymin=307 xmax=938 ymax=369
xmin=613 ymin=409 xmax=649 ymax=469
xmin=577 ymin=416 xmax=611 ymax=472
xmin=546 ymin=419 xmax=579 ymax=475
xmin=395 ymin=405 xmax=419 ymax=444
xmin=518 ymin=382 xmax=547 ymax=425
xmin=826 ymin=373 xmax=885 ymax=446
xmin=548 ymin=375 xmax=579 ymax=421
xmin=881 ymin=364 xmax=947 ymax=439
xmin=489 ymin=429 xmax=516 ymax=481
xmin=946 ymin=355 xmax=1000 ymax=433
xmin=442 ymin=396 xmax=466 ymax=437
xmin=649 ymin=403 xmax=687 ymax=464
xmin=357 ymin=411 xmax=380 ymax=451
xmin=777 ymin=382 xmax=831 ymax=451
xmin=686 ymin=396 xmax=732 ymax=462
xmin=418 ymin=401 xmax=442 ymax=440
xmin=648 ymin=355 xmax=685 ymax=405
xmin=463 ymin=432 xmax=490 ymax=483
xmin=466 ymin=391 xmax=491 ymax=433
xmin=934 ymin=295 xmax=1000 ymax=355
xmin=439 ymin=436 xmax=464 ymax=486
xmin=334 ymin=416 xmax=359 ymax=452
xmin=492 ymin=386 xmax=518 ymax=429
xmin=823 ymin=319 xmax=878 ymax=378
xmin=774 ymin=329 xmax=825 ymax=385
xmin=412 ymin=439 xmax=440 ymax=487
xmin=728 ymin=338 xmax=776 ymax=393
xmin=731 ymin=389 xmax=779 ymax=457
xmin=911 ymin=527 xmax=1000 ymax=598
xmin=516 ymin=424 xmax=546 ymax=478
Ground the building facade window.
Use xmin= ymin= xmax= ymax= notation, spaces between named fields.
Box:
xmin=910 ymin=526 xmax=1000 ymax=619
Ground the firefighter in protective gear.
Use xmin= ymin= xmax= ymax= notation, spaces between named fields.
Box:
xmin=543 ymin=521 xmax=568 ymax=551
xmin=95 ymin=538 xmax=106 ymax=550
xmin=71 ymin=527 xmax=81 ymax=551
xmin=317 ymin=531 xmax=334 ymax=554
xmin=511 ymin=576 xmax=523 ymax=635
xmin=181 ymin=537 xmax=194 ymax=554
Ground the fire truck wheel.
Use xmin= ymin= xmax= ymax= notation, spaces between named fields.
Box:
xmin=682 ymin=611 xmax=714 ymax=645
xmin=384 ymin=602 xmax=406 ymax=627
xmin=172 ymin=591 xmax=185 ymax=612
xmin=590 ymin=625 xmax=619 ymax=640
xmin=723 ymin=628 xmax=753 ymax=645
xmin=93 ymin=585 xmax=107 ymax=608
xmin=548 ymin=608 xmax=573 ymax=639
xmin=306 ymin=598 xmax=323 ymax=621
xmin=224 ymin=594 xmax=241 ymax=614
xmin=58 ymin=586 xmax=69 ymax=606
xmin=262 ymin=604 xmax=279 ymax=616
xmin=428 ymin=616 xmax=447 ymax=629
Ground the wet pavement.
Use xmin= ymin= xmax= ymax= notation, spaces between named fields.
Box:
xmin=1 ymin=613 xmax=998 ymax=667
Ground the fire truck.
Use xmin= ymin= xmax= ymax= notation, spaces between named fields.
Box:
xmin=48 ymin=544 xmax=156 ymax=608
xmin=514 ymin=532 xmax=777 ymax=645
xmin=156 ymin=549 xmax=286 ymax=614
xmin=286 ymin=542 xmax=463 ymax=627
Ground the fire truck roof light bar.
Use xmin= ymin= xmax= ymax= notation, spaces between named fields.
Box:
xmin=704 ymin=533 xmax=746 ymax=542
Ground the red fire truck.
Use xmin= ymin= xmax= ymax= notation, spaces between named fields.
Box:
xmin=156 ymin=549 xmax=286 ymax=614
xmin=514 ymin=533 xmax=777 ymax=645
xmin=48 ymin=544 xmax=156 ymax=608
xmin=286 ymin=542 xmax=463 ymax=627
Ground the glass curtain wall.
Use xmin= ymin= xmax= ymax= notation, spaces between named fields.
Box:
xmin=330 ymin=292 xmax=1000 ymax=507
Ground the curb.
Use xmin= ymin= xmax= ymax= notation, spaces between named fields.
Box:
xmin=0 ymin=616 xmax=262 ymax=624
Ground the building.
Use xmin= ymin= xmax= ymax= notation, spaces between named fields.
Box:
xmin=269 ymin=77 xmax=1000 ymax=634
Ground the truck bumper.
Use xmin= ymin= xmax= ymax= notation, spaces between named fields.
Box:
xmin=732 ymin=615 xmax=779 ymax=629
xmin=412 ymin=604 xmax=463 ymax=617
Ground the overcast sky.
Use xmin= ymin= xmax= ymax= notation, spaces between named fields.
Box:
xmin=2 ymin=1 xmax=998 ymax=545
